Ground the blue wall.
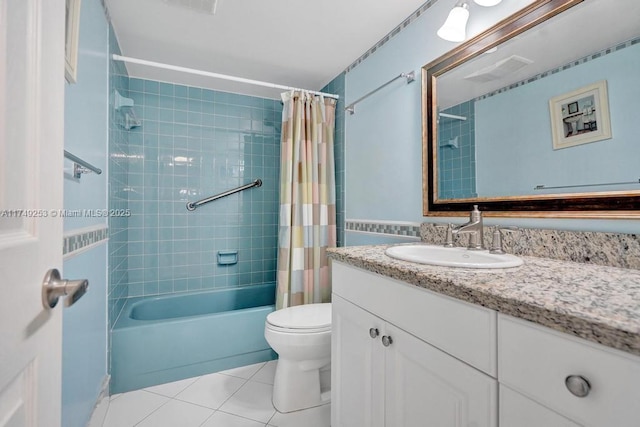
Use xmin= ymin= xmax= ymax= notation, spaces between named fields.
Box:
xmin=62 ymin=0 xmax=109 ymax=426
xmin=342 ymin=0 xmax=639 ymax=233
xmin=476 ymin=43 xmax=640 ymax=197
xmin=123 ymin=78 xmax=282 ymax=297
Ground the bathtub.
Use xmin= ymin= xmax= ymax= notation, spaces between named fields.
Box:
xmin=110 ymin=283 xmax=276 ymax=393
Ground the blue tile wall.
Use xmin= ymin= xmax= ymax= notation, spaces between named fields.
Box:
xmin=125 ymin=78 xmax=282 ymax=297
xmin=321 ymin=73 xmax=346 ymax=247
xmin=108 ymin=23 xmax=129 ymax=328
xmin=438 ymin=100 xmax=477 ymax=199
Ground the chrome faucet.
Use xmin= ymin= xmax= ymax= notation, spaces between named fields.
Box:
xmin=451 ymin=205 xmax=484 ymax=250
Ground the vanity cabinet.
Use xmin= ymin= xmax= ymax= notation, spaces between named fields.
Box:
xmin=331 ymin=260 xmax=640 ymax=427
xmin=331 ymin=262 xmax=498 ymax=427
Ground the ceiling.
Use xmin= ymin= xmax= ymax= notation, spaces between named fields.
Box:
xmin=105 ymin=0 xmax=430 ymax=99
xmin=438 ymin=0 xmax=640 ymax=108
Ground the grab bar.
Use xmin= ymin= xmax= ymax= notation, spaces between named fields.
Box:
xmin=64 ymin=150 xmax=103 ymax=179
xmin=534 ymin=178 xmax=640 ymax=191
xmin=345 ymin=71 xmax=415 ymax=115
xmin=186 ymin=179 xmax=262 ymax=211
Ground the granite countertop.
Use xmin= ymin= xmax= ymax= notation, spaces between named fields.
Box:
xmin=327 ymin=244 xmax=640 ymax=357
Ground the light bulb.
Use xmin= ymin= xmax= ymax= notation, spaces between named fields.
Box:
xmin=474 ymin=0 xmax=502 ymax=6
xmin=437 ymin=3 xmax=470 ymax=42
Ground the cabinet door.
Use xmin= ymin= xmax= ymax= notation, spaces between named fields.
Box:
xmin=500 ymin=385 xmax=582 ymax=427
xmin=331 ymin=295 xmax=385 ymax=427
xmin=384 ymin=324 xmax=497 ymax=427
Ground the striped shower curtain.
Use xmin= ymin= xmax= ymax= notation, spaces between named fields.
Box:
xmin=276 ymin=91 xmax=337 ymax=310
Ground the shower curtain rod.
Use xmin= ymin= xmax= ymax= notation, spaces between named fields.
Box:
xmin=112 ymin=55 xmax=340 ymax=99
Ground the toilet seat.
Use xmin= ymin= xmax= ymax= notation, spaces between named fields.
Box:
xmin=266 ymin=303 xmax=331 ymax=333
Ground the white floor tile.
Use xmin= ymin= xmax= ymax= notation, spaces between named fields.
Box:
xmin=136 ymin=399 xmax=214 ymax=427
xmin=87 ymin=396 xmax=110 ymax=427
xmin=201 ymin=411 xmax=266 ymax=427
xmin=175 ymin=373 xmax=246 ymax=409
xmin=268 ymin=403 xmax=331 ymax=427
xmin=219 ymin=380 xmax=275 ymax=424
xmin=250 ymin=360 xmax=277 ymax=385
xmin=102 ymin=390 xmax=169 ymax=427
xmin=144 ymin=376 xmax=198 ymax=398
xmin=218 ymin=362 xmax=266 ymax=380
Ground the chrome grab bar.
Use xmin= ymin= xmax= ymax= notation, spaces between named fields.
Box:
xmin=534 ymin=178 xmax=640 ymax=191
xmin=186 ymin=179 xmax=262 ymax=211
xmin=64 ymin=150 xmax=103 ymax=179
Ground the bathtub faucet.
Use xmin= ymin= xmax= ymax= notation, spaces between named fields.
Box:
xmin=451 ymin=205 xmax=484 ymax=250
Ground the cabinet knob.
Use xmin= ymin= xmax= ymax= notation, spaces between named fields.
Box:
xmin=369 ymin=328 xmax=379 ymax=339
xmin=381 ymin=335 xmax=393 ymax=347
xmin=565 ymin=375 xmax=591 ymax=397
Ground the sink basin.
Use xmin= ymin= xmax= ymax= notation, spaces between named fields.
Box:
xmin=384 ymin=244 xmax=523 ymax=269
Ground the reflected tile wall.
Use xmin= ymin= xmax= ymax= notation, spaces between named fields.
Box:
xmin=125 ymin=78 xmax=282 ymax=296
xmin=438 ymin=100 xmax=477 ymax=199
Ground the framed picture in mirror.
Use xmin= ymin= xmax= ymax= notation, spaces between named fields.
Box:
xmin=65 ymin=0 xmax=81 ymax=83
xmin=549 ymin=80 xmax=612 ymax=150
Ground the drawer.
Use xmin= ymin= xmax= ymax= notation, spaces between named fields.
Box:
xmin=498 ymin=314 xmax=640 ymax=426
xmin=332 ymin=261 xmax=497 ymax=376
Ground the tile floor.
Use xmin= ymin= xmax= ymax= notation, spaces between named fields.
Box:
xmin=88 ymin=360 xmax=330 ymax=427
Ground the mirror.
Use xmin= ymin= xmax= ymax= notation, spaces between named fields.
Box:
xmin=422 ymin=0 xmax=640 ymax=218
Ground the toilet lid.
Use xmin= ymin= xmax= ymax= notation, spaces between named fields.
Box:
xmin=266 ymin=303 xmax=331 ymax=331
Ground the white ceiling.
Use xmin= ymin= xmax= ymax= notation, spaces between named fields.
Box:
xmin=438 ymin=0 xmax=640 ymax=108
xmin=105 ymin=0 xmax=430 ymax=99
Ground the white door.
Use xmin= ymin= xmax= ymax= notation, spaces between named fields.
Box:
xmin=384 ymin=324 xmax=498 ymax=427
xmin=0 ymin=0 xmax=65 ymax=426
xmin=331 ymin=295 xmax=385 ymax=427
xmin=499 ymin=385 xmax=582 ymax=427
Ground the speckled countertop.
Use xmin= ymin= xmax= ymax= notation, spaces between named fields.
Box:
xmin=327 ymin=245 xmax=640 ymax=357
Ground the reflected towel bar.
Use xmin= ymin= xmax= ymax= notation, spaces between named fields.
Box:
xmin=187 ymin=179 xmax=262 ymax=211
xmin=534 ymin=178 xmax=640 ymax=191
xmin=64 ymin=150 xmax=103 ymax=179
xmin=345 ymin=71 xmax=415 ymax=115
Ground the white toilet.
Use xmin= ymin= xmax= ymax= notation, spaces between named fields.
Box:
xmin=264 ymin=303 xmax=332 ymax=413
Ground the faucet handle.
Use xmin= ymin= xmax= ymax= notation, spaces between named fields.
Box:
xmin=435 ymin=223 xmax=454 ymax=247
xmin=490 ymin=226 xmax=518 ymax=254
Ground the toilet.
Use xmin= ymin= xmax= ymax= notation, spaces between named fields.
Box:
xmin=264 ymin=303 xmax=332 ymax=413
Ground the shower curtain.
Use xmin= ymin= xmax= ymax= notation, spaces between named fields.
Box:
xmin=276 ymin=91 xmax=337 ymax=309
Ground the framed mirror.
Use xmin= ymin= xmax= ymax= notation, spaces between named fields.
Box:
xmin=422 ymin=0 xmax=640 ymax=218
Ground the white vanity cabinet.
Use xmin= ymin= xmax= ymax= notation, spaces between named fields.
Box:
xmin=331 ymin=262 xmax=498 ymax=427
xmin=498 ymin=314 xmax=640 ymax=427
xmin=331 ymin=260 xmax=640 ymax=427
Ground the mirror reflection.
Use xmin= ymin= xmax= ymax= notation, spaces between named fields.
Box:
xmin=434 ymin=0 xmax=640 ymax=202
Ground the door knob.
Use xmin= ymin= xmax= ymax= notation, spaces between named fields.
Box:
xmin=41 ymin=269 xmax=89 ymax=309
xmin=381 ymin=335 xmax=393 ymax=347
xmin=369 ymin=328 xmax=379 ymax=338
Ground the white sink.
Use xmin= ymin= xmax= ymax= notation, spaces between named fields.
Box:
xmin=384 ymin=244 xmax=523 ymax=269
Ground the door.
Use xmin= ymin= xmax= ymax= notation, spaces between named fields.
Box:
xmin=384 ymin=324 xmax=498 ymax=427
xmin=0 ymin=0 xmax=65 ymax=426
xmin=499 ymin=385 xmax=582 ymax=427
xmin=331 ymin=295 xmax=385 ymax=427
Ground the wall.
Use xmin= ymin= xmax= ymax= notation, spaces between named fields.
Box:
xmin=475 ymin=43 xmax=640 ymax=197
xmin=438 ymin=101 xmax=476 ymax=199
xmin=342 ymin=0 xmax=639 ymax=236
xmin=124 ymin=78 xmax=282 ymax=297
xmin=62 ymin=0 xmax=109 ymax=426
